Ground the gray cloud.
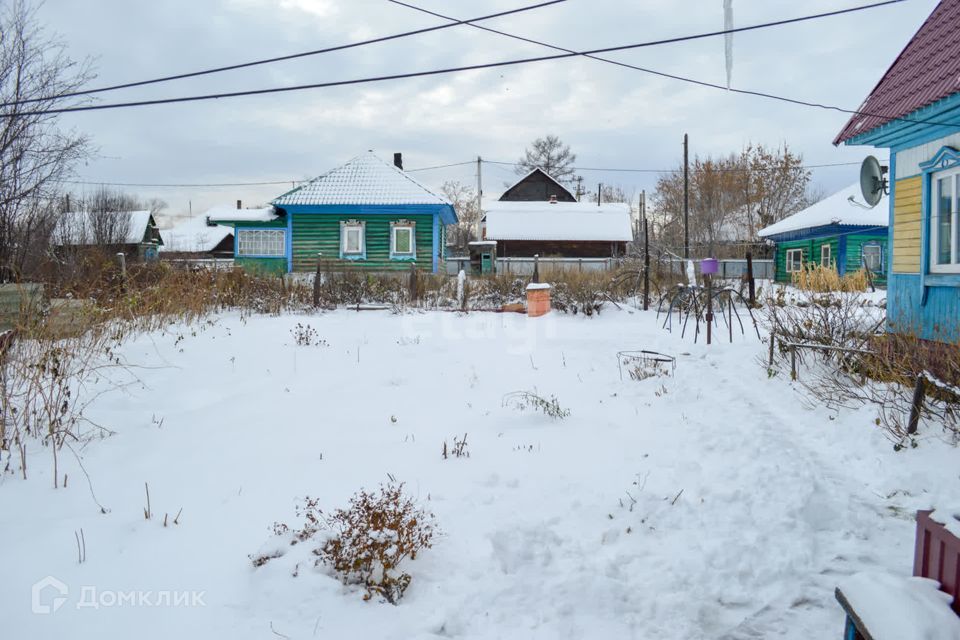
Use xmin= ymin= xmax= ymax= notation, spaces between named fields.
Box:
xmin=38 ymin=0 xmax=936 ymax=218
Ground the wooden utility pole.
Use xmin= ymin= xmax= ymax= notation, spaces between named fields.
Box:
xmin=746 ymin=251 xmax=756 ymax=307
xmin=683 ymin=133 xmax=690 ymax=260
xmin=643 ymin=216 xmax=650 ymax=311
xmin=575 ymin=176 xmax=584 ymax=201
xmin=597 ymin=183 xmax=602 ymax=206
xmin=476 ymin=156 xmax=483 ymax=240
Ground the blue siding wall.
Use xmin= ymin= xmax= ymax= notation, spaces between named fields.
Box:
xmin=887 ymin=274 xmax=960 ymax=342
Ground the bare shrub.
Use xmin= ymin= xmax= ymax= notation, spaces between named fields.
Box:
xmin=502 ymin=390 xmax=570 ymax=419
xmin=791 ymin=264 xmax=868 ymax=293
xmin=442 ymin=433 xmax=469 ymax=459
xmin=763 ymin=287 xmax=958 ymax=446
xmin=0 ymin=308 xmax=131 ymax=485
xmin=290 ymin=323 xmax=325 ymax=347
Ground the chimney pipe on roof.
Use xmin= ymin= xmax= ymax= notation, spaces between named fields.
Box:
xmin=236 ymin=199 xmax=242 ymax=210
xmin=549 ymin=195 xmax=557 ymax=204
xmin=393 ymin=152 xmax=403 ymax=170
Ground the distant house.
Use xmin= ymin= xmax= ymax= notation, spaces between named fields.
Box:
xmin=481 ymin=168 xmax=633 ymax=258
xmin=53 ymin=210 xmax=163 ymax=261
xmin=834 ymin=0 xmax=960 ymax=342
xmin=159 ymin=213 xmax=234 ymax=260
xmin=210 ymin=152 xmax=457 ymax=274
xmin=759 ymin=182 xmax=889 ymax=284
xmin=499 ymin=168 xmax=578 ymax=202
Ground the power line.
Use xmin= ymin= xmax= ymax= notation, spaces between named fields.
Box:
xmin=0 ymin=0 xmax=567 ymax=108
xmin=388 ymin=0 xmax=942 ymax=134
xmin=1 ymin=1 xmax=910 ymax=118
xmin=63 ymin=158 xmax=883 ymax=189
xmin=483 ymin=159 xmax=883 ymax=173
xmin=63 ymin=179 xmax=302 ymax=188
xmin=405 ymin=160 xmax=475 ymax=172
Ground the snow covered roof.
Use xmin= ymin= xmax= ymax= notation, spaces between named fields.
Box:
xmin=758 ymin=182 xmax=889 ymax=238
xmin=272 ymin=152 xmax=451 ymax=207
xmin=484 ymin=201 xmax=633 ymax=242
xmin=206 ymin=205 xmax=279 ymax=224
xmin=834 ymin=0 xmax=960 ymax=145
xmin=159 ymin=215 xmax=233 ymax=253
xmin=54 ymin=210 xmax=158 ymax=246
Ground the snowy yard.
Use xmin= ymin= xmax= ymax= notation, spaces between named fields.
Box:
xmin=3 ymin=307 xmax=957 ymax=639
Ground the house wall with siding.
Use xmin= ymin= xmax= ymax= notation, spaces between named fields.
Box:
xmin=231 ymin=220 xmax=287 ymax=275
xmin=884 ymin=146 xmax=960 ymax=342
xmin=891 ymin=176 xmax=922 ymax=273
xmin=291 ymin=213 xmax=434 ymax=272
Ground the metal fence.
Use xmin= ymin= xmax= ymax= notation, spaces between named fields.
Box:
xmin=657 ymin=258 xmax=774 ymax=281
xmin=444 ymin=256 xmax=620 ymax=276
xmin=445 ymin=256 xmax=773 ymax=279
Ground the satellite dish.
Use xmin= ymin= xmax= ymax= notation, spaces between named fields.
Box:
xmin=860 ymin=156 xmax=889 ymax=208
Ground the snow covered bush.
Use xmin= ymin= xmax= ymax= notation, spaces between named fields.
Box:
xmin=253 ymin=484 xmax=438 ymax=605
xmin=317 ymin=483 xmax=437 ymax=604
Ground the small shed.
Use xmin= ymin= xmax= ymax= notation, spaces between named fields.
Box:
xmin=758 ymin=182 xmax=889 ymax=284
xmin=53 ymin=210 xmax=163 ymax=261
xmin=483 ymin=200 xmax=633 ymax=258
xmin=159 ymin=214 xmax=234 ymax=260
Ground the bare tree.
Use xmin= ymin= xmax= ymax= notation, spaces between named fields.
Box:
xmin=515 ymin=135 xmax=577 ymax=183
xmin=440 ymin=181 xmax=480 ymax=255
xmin=0 ymin=0 xmax=93 ymax=279
xmin=588 ymin=184 xmax=632 ymax=205
xmin=742 ymin=143 xmax=810 ymax=237
xmin=653 ymin=143 xmax=812 ymax=256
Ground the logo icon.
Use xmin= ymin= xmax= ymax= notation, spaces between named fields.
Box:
xmin=32 ymin=576 xmax=68 ymax=614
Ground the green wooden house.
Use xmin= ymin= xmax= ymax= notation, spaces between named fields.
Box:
xmin=758 ymin=182 xmax=889 ymax=285
xmin=210 ymin=152 xmax=457 ymax=274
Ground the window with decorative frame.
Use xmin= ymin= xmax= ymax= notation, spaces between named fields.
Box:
xmin=236 ymin=229 xmax=285 ymax=257
xmin=931 ymin=166 xmax=960 ymax=273
xmin=820 ymin=243 xmax=832 ymax=268
xmin=340 ymin=220 xmax=365 ymax=259
xmin=390 ymin=220 xmax=415 ymax=259
xmin=785 ymin=248 xmax=803 ymax=273
xmin=862 ymin=243 xmax=883 ymax=272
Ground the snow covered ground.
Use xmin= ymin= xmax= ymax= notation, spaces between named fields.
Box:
xmin=2 ymin=306 xmax=958 ymax=639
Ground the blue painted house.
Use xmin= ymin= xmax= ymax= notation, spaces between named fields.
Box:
xmin=210 ymin=152 xmax=457 ymax=274
xmin=758 ymin=182 xmax=888 ymax=285
xmin=834 ymin=0 xmax=960 ymax=342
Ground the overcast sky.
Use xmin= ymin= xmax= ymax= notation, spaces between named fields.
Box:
xmin=37 ymin=0 xmax=937 ymax=221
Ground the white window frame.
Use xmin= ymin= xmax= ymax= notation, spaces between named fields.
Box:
xmin=390 ymin=223 xmax=416 ymax=259
xmin=931 ymin=166 xmax=960 ymax=274
xmin=862 ymin=243 xmax=883 ymax=272
xmin=785 ymin=248 xmax=803 ymax=273
xmin=236 ymin=229 xmax=285 ymax=257
xmin=340 ymin=221 xmax=365 ymax=258
xmin=820 ymin=243 xmax=832 ymax=268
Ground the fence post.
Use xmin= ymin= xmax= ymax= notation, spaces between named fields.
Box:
xmin=907 ymin=374 xmax=926 ymax=435
xmin=790 ymin=344 xmax=797 ymax=381
xmin=706 ymin=274 xmax=713 ymax=346
xmin=746 ymin=252 xmax=756 ymax=307
xmin=768 ymin=330 xmax=776 ymax=366
xmin=116 ymin=252 xmax=127 ymax=292
xmin=409 ymin=261 xmax=420 ymax=302
xmin=313 ymin=252 xmax=323 ymax=307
